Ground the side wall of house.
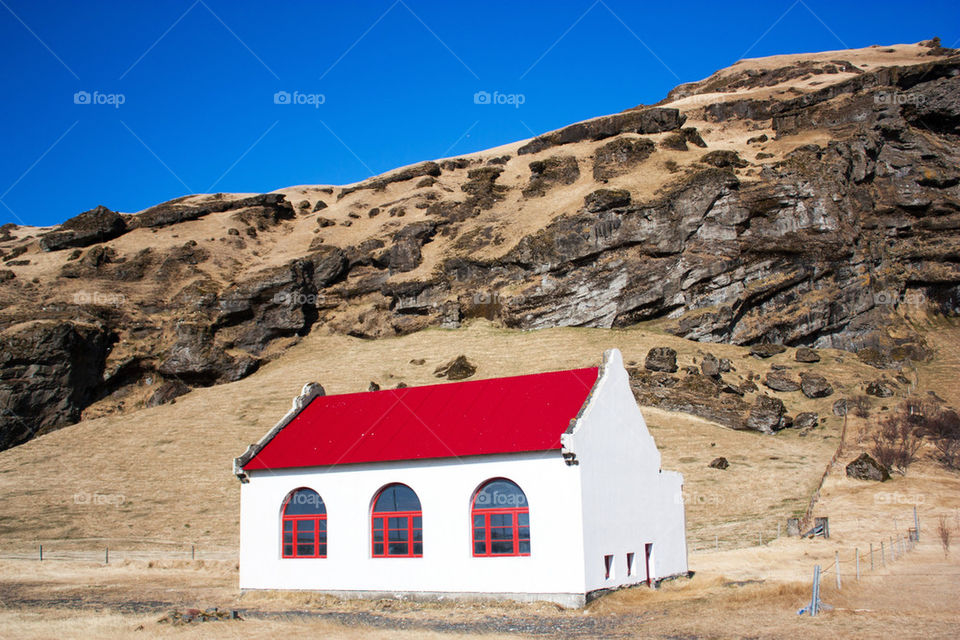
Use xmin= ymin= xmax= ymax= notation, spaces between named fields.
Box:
xmin=563 ymin=349 xmax=688 ymax=594
xmin=238 ymin=452 xmax=587 ymax=605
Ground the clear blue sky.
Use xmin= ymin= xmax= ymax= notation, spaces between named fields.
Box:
xmin=1 ymin=1 xmax=957 ymax=226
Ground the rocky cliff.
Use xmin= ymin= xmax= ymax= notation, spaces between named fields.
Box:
xmin=0 ymin=40 xmax=957 ymax=450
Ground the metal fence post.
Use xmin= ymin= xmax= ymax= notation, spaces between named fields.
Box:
xmin=39 ymin=544 xmax=42 ymax=562
xmin=810 ymin=565 xmax=821 ymax=616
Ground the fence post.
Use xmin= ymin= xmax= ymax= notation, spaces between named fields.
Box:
xmin=759 ymin=530 xmax=763 ymax=546
xmin=715 ymin=535 xmax=718 ymax=552
xmin=835 ymin=551 xmax=841 ymax=590
xmin=810 ymin=564 xmax=821 ymax=616
xmin=914 ymin=505 xmax=920 ymax=542
xmin=856 ymin=548 xmax=860 ymax=582
xmin=105 ymin=547 xmax=109 ymax=564
xmin=191 ymin=544 xmax=195 ymax=561
xmin=39 ymin=544 xmax=42 ymax=562
xmin=870 ymin=543 xmax=874 ymax=571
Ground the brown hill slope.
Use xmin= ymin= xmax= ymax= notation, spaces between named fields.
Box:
xmin=0 ymin=40 xmax=958 ymax=451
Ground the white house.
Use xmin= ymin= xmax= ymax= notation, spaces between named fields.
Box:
xmin=234 ymin=348 xmax=687 ymax=607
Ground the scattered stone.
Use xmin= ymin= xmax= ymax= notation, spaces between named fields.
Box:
xmin=845 ymin=452 xmax=890 ymax=482
xmin=800 ymin=373 xmax=834 ymax=398
xmin=298 ymin=199 xmax=311 ymax=210
xmin=645 ymin=347 xmax=678 ymax=373
xmin=708 ymin=456 xmax=729 ymax=470
xmin=368 ymin=207 xmax=380 ymax=218
xmin=866 ymin=379 xmax=896 ymax=398
xmin=794 ymin=412 xmax=819 ymax=430
xmin=700 ymin=150 xmax=748 ymax=168
xmin=681 ymin=127 xmax=707 ymax=147
xmin=434 ymin=355 xmax=477 ymax=380
xmin=410 ymin=358 xmax=425 ymax=365
xmin=746 ymin=395 xmax=787 ymax=434
xmin=747 ymin=134 xmax=769 ymax=145
xmin=313 ymin=200 xmax=328 ymax=211
xmin=718 ymin=358 xmax=733 ymax=372
xmin=227 ymin=228 xmax=240 ymax=236
xmin=368 ymin=381 xmax=380 ymax=392
xmin=317 ymin=217 xmax=335 ymax=228
xmin=739 ymin=379 xmax=759 ymax=394
xmin=701 ymin=353 xmax=720 ymax=377
xmin=795 ymin=347 xmax=821 ymax=363
xmin=764 ymin=370 xmax=800 ymax=392
xmin=750 ymin=343 xmax=786 ymax=358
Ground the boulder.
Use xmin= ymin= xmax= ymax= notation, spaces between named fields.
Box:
xmin=434 ymin=355 xmax=477 ymax=380
xmin=645 ymin=347 xmax=678 ymax=373
xmin=584 ymin=188 xmax=631 ymax=212
xmin=158 ymin=323 xmax=259 ymax=385
xmin=592 ymin=137 xmax=655 ymax=180
xmin=795 ymin=347 xmax=821 ymax=363
xmin=523 ymin=156 xmax=580 ymax=197
xmin=39 ymin=205 xmax=127 ymax=251
xmin=764 ymin=370 xmax=800 ymax=392
xmin=746 ymin=395 xmax=786 ymax=434
xmin=794 ymin=412 xmax=819 ymax=430
xmin=800 ymin=373 xmax=834 ymax=398
xmin=701 ymin=353 xmax=720 ymax=377
xmin=313 ymin=200 xmax=328 ymax=211
xmin=708 ymin=456 xmax=729 ymax=470
xmin=751 ymin=343 xmax=787 ymax=358
xmin=866 ymin=379 xmax=896 ymax=398
xmin=718 ymin=358 xmax=733 ymax=373
xmin=145 ymin=380 xmax=191 ymax=407
xmin=700 ymin=149 xmax=748 ymax=168
xmin=368 ymin=381 xmax=380 ymax=392
xmin=845 ymin=452 xmax=890 ymax=482
xmin=659 ymin=132 xmax=688 ymax=151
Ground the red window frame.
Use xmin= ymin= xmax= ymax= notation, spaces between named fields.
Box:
xmin=371 ymin=484 xmax=423 ymax=558
xmin=281 ymin=489 xmax=327 ymax=559
xmin=471 ymin=480 xmax=530 ymax=557
xmin=371 ymin=511 xmax=423 ymax=558
xmin=282 ymin=515 xmax=327 ymax=558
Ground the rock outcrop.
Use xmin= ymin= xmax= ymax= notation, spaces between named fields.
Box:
xmin=845 ymin=452 xmax=891 ymax=481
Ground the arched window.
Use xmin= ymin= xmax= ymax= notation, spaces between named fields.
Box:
xmin=472 ymin=479 xmax=530 ymax=557
xmin=371 ymin=484 xmax=422 ymax=558
xmin=281 ymin=488 xmax=327 ymax=558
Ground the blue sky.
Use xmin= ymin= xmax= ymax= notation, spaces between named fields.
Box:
xmin=1 ymin=1 xmax=957 ymax=227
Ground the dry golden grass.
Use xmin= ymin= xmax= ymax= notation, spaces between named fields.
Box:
xmin=0 ymin=319 xmax=877 ymax=550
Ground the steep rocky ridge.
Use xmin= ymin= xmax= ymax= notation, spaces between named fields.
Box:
xmin=0 ymin=41 xmax=958 ymax=450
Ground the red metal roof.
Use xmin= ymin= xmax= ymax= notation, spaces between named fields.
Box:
xmin=242 ymin=367 xmax=599 ymax=470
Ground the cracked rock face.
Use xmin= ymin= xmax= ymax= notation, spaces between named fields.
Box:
xmin=1 ymin=50 xmax=959 ymax=452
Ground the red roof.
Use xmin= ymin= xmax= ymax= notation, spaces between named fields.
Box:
xmin=242 ymin=367 xmax=598 ymax=470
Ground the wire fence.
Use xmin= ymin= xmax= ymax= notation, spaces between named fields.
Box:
xmin=0 ymin=538 xmax=237 ymax=563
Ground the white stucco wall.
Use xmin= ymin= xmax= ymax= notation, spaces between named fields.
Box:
xmin=239 ymin=452 xmax=587 ymax=605
xmin=561 ymin=349 xmax=688 ymax=595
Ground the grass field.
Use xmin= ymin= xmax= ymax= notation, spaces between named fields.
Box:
xmin=0 ymin=317 xmax=958 ymax=638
